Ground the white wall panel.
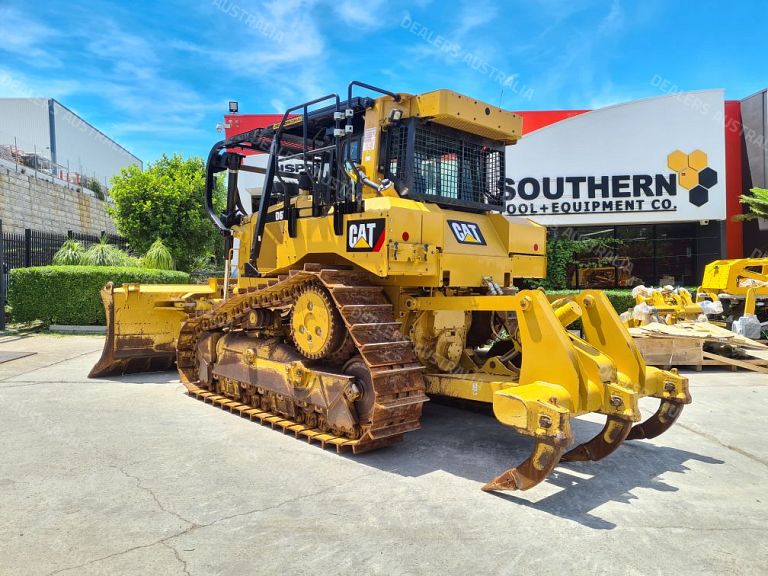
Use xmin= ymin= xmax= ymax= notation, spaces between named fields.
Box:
xmin=0 ymin=98 xmax=50 ymax=154
xmin=53 ymin=101 xmax=141 ymax=185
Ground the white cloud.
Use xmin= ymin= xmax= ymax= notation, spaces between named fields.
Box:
xmin=85 ymin=23 xmax=158 ymax=67
xmin=80 ymin=75 xmax=223 ymax=139
xmin=453 ymin=0 xmax=499 ymax=38
xmin=332 ymin=0 xmax=386 ymax=28
xmin=0 ymin=67 xmax=79 ymax=99
xmin=195 ymin=0 xmax=335 ymax=108
xmin=598 ymin=0 xmax=624 ymax=35
xmin=0 ymin=9 xmax=223 ymax=149
xmin=588 ymin=82 xmax=640 ymax=109
xmin=522 ymin=0 xmax=628 ymax=106
xmin=0 ymin=6 xmax=62 ymax=67
xmin=215 ymin=0 xmax=326 ymax=70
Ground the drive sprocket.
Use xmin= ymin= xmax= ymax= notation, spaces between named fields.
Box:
xmin=290 ymin=283 xmax=344 ymax=359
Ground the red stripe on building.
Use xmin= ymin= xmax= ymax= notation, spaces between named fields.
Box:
xmin=724 ymin=100 xmax=743 ymax=258
xmin=516 ymin=110 xmax=590 ymax=134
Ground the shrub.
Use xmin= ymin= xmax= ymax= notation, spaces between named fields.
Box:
xmin=85 ymin=177 xmax=106 ymax=201
xmin=736 ymin=187 xmax=768 ymax=220
xmin=142 ymin=238 xmax=175 ymax=270
xmin=52 ymin=239 xmax=85 ymax=265
xmin=8 ymin=266 xmax=189 ymax=325
xmin=81 ymin=238 xmax=135 ymax=267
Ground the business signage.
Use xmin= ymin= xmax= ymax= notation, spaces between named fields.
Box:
xmin=505 ymin=90 xmax=727 ymax=225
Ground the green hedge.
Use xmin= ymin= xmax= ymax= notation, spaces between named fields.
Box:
xmin=547 ymin=289 xmax=636 ymax=315
xmin=8 ymin=266 xmax=190 ymax=326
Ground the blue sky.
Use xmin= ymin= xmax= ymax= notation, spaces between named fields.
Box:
xmin=1 ymin=0 xmax=766 ymax=163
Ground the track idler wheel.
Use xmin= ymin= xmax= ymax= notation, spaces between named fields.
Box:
xmin=560 ymin=415 xmax=633 ymax=462
xmin=627 ymin=399 xmax=685 ymax=440
xmin=482 ymin=439 xmax=565 ymax=492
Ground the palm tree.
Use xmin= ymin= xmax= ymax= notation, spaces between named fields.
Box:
xmin=738 ymin=187 xmax=768 ymax=220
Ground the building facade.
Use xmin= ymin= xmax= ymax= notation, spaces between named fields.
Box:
xmin=508 ymin=89 xmax=766 ymax=287
xmin=0 ymin=98 xmax=141 ymax=188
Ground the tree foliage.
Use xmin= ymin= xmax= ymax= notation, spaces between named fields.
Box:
xmin=737 ymin=187 xmax=768 ymax=220
xmin=108 ymin=154 xmax=225 ymax=271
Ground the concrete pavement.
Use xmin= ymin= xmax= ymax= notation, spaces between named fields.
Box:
xmin=0 ymin=334 xmax=766 ymax=575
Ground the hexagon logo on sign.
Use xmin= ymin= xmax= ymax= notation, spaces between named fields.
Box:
xmin=667 ymin=149 xmax=718 ymax=207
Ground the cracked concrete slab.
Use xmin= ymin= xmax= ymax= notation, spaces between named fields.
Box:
xmin=0 ymin=334 xmax=766 ymax=575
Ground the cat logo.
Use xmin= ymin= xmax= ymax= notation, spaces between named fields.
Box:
xmin=346 ymin=218 xmax=386 ymax=252
xmin=448 ymin=220 xmax=486 ymax=245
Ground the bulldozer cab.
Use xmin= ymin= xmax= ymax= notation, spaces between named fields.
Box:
xmin=204 ymin=81 xmax=520 ymax=278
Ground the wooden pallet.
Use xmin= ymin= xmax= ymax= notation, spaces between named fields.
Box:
xmin=633 ymin=336 xmax=703 ymax=369
xmin=633 ymin=335 xmax=768 ymax=373
xmin=701 ymin=351 xmax=768 ymax=373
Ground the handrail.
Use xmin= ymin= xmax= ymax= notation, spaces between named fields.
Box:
xmin=347 ymin=81 xmax=401 ymax=104
xmin=204 ymin=141 xmax=229 ymax=234
xmin=206 ymin=84 xmax=393 ymax=276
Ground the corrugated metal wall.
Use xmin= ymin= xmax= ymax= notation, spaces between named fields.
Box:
xmin=740 ymin=89 xmax=767 ymax=255
xmin=52 ymin=101 xmax=141 ymax=186
xmin=741 ymin=90 xmax=766 ymax=188
xmin=0 ymin=98 xmax=51 ymax=155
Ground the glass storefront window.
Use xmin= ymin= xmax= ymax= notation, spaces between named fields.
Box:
xmin=617 ymin=225 xmax=653 ymax=287
xmin=655 ymin=223 xmax=695 ymax=286
xmin=569 ymin=227 xmax=617 ymax=288
xmin=557 ymin=223 xmax=717 ymax=289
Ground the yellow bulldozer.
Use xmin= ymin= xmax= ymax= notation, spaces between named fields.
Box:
xmin=90 ymin=82 xmax=691 ymax=491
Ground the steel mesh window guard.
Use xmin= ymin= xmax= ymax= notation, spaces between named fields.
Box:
xmin=386 ymin=120 xmax=504 ymax=211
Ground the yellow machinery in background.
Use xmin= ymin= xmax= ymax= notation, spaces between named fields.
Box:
xmin=626 ymin=286 xmax=708 ymax=327
xmin=698 ymin=258 xmax=768 ymax=331
xmin=90 ymin=82 xmax=691 ymax=491
xmin=571 ymin=257 xmax=642 ymax=288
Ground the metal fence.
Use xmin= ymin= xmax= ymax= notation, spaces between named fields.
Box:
xmin=0 ymin=226 xmax=128 ymax=271
xmin=0 ymin=141 xmax=110 ymax=199
xmin=0 ymin=221 xmax=128 ymax=329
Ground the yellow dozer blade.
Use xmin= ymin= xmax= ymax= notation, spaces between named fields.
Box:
xmin=89 ymin=280 xmax=220 ymax=377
